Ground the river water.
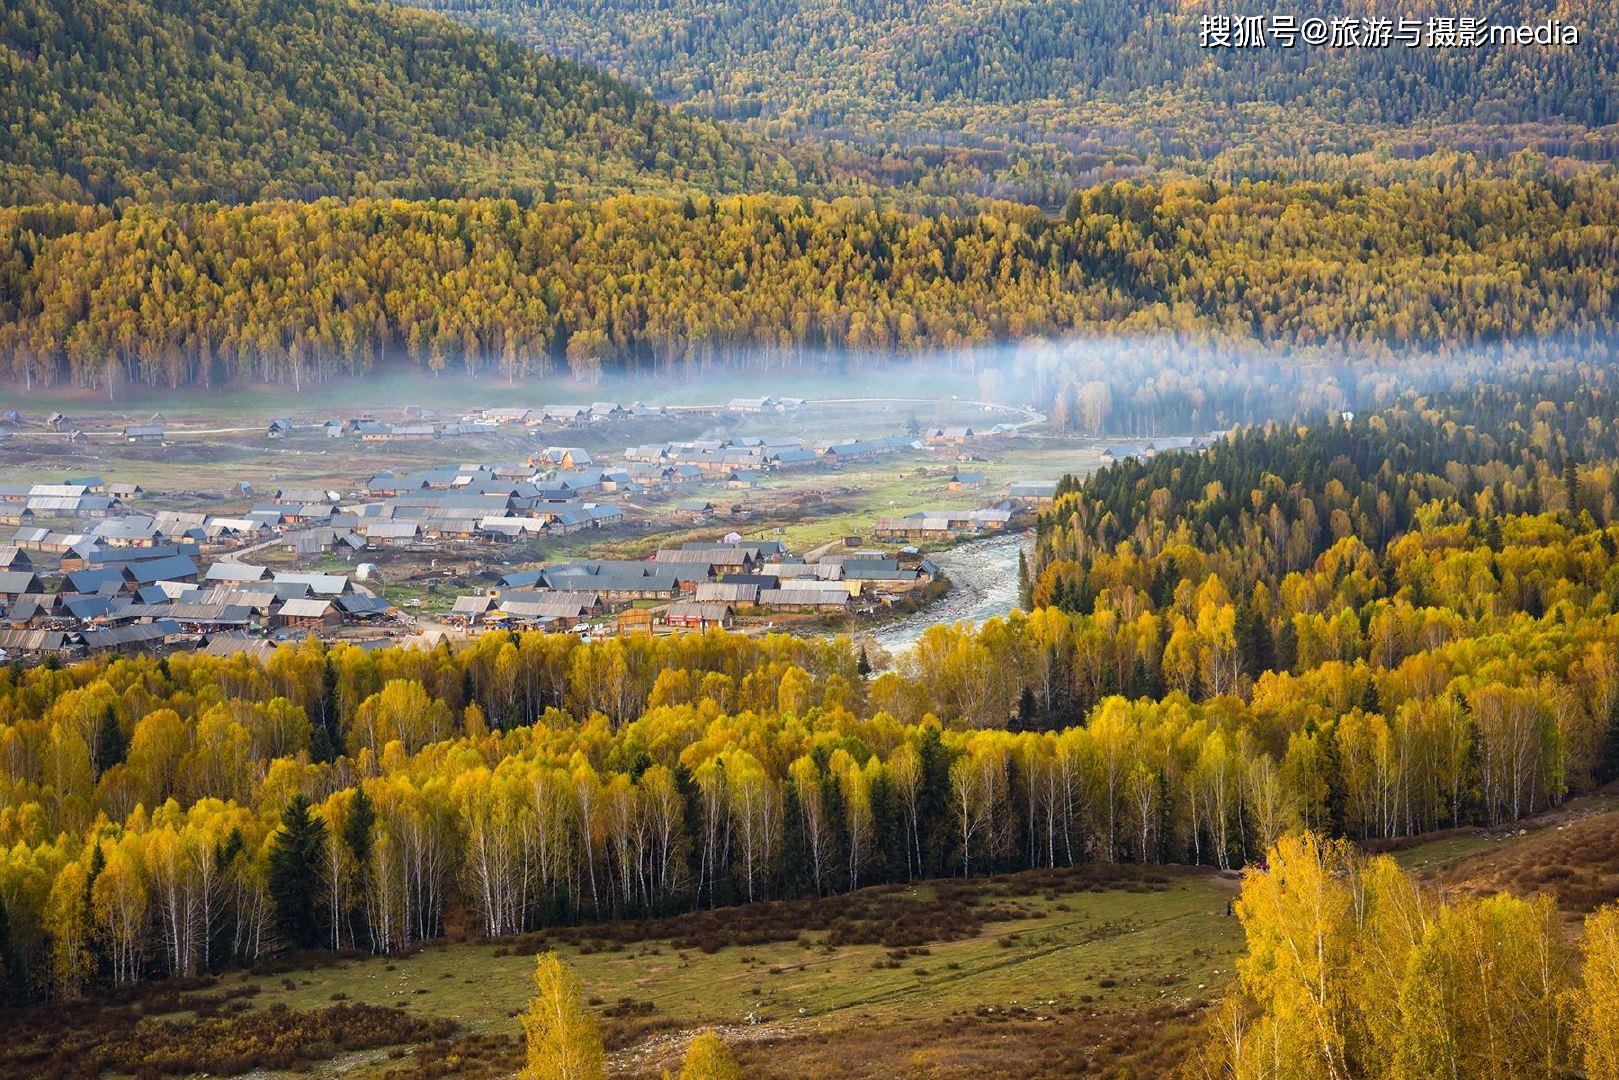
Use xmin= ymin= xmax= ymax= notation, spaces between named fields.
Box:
xmin=868 ymin=530 xmax=1032 ymax=653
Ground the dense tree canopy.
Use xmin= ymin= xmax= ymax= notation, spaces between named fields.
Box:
xmin=3 ymin=172 xmax=1616 ymax=389
xmin=414 ymin=0 xmax=1617 ymax=126
xmin=410 ymin=0 xmax=1619 ymax=200
xmin=4 ymin=5 xmax=1619 ymax=1050
xmin=1201 ymin=832 xmax=1617 ymax=1079
xmin=0 ymin=0 xmax=798 ymax=206
xmin=7 ymin=371 xmax=1619 ymax=1005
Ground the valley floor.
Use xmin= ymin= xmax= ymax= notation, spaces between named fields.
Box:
xmin=9 ymin=794 xmax=1617 ymax=1079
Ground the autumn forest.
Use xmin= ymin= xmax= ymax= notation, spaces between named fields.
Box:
xmin=5 ymin=0 xmax=1619 ymax=1074
xmin=1 ymin=370 xmax=1619 ymax=1071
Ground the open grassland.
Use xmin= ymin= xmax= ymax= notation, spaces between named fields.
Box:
xmin=248 ymin=866 xmax=1236 ymax=1032
xmin=0 ymin=864 xmax=1241 ymax=1079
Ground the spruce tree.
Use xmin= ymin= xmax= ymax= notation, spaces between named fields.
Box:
xmin=915 ymin=726 xmax=951 ymax=879
xmin=312 ymin=654 xmax=341 ymax=761
xmin=343 ymin=788 xmax=376 ymax=949
xmin=268 ymin=794 xmax=329 ymax=951
xmin=1598 ymin=695 xmax=1619 ymax=786
xmin=213 ymin=828 xmax=245 ymax=965
xmin=309 ymin=715 xmax=337 ymax=765
xmin=1015 ymin=686 xmax=1038 ymax=731
xmin=81 ymin=841 xmax=107 ymax=984
xmin=672 ymin=763 xmax=706 ymax=908
xmin=1274 ymin=618 xmax=1299 ymax=672
xmin=1484 ymin=515 xmax=1504 ymax=552
xmin=778 ymin=781 xmax=810 ymax=899
xmin=92 ymin=705 xmax=125 ymax=775
xmin=1360 ymin=677 xmax=1381 ymax=715
xmin=813 ymin=748 xmax=850 ymax=893
xmin=868 ymin=771 xmax=902 ymax=885
xmin=1129 ymin=654 xmax=1150 ymax=698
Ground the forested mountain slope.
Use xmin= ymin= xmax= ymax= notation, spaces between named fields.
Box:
xmin=0 ymin=0 xmax=797 ymax=205
xmin=2 ymin=0 xmax=1615 ymax=386
xmin=411 ymin=0 xmax=1619 ymax=199
xmin=415 ymin=0 xmax=1616 ymax=126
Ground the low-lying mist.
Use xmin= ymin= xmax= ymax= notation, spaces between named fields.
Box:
xmin=23 ymin=332 xmax=1612 ymax=440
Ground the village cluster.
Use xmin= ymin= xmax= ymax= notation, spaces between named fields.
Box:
xmin=7 ymin=395 xmax=1019 ymax=447
xmin=450 ymin=540 xmax=944 ymax=635
xmin=0 ymin=398 xmax=1061 ymax=663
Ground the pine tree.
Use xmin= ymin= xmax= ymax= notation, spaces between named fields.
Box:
xmin=673 ymin=763 xmax=707 ymax=906
xmin=778 ymin=780 xmax=810 ymax=900
xmin=1274 ymin=618 xmax=1299 ymax=673
xmin=814 ymin=748 xmax=850 ymax=893
xmin=1360 ymin=677 xmax=1380 ymax=715
xmin=520 ymin=952 xmax=605 ymax=1080
xmin=310 ymin=654 xmax=341 ymax=762
xmin=1150 ymin=558 xmax=1177 ymax=608
xmin=267 ymin=794 xmax=329 ymax=951
xmin=915 ymin=726 xmax=952 ymax=879
xmin=343 ymin=787 xmax=376 ymax=949
xmin=309 ymin=716 xmax=337 ymax=765
xmin=1015 ymin=686 xmax=1038 ymax=731
xmin=1319 ymin=723 xmax=1349 ymax=838
xmin=1129 ymin=654 xmax=1150 ymax=698
xmin=92 ymin=705 xmax=125 ymax=775
xmin=868 ymin=770 xmax=902 ymax=885
xmin=1017 ymin=549 xmax=1033 ymax=610
xmin=213 ymin=827 xmax=245 ymax=965
xmin=1597 ymin=694 xmax=1619 ymax=785
xmin=1257 ymin=614 xmax=1276 ymax=674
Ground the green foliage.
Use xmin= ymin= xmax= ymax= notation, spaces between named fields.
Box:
xmin=410 ymin=0 xmax=1619 ymax=200
xmin=342 ymin=787 xmax=376 ymax=950
xmin=0 ymin=0 xmax=793 ymax=205
xmin=268 ymin=794 xmax=329 ymax=952
xmin=91 ymin=706 xmax=125 ymax=776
